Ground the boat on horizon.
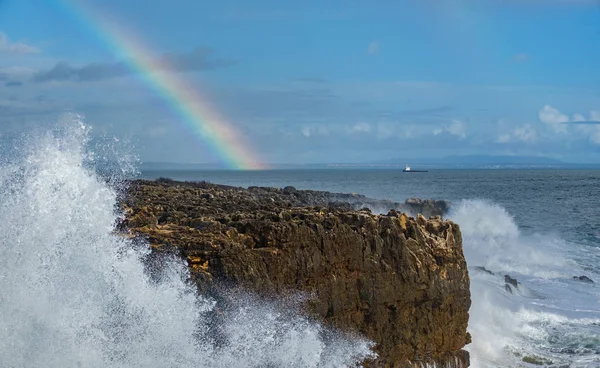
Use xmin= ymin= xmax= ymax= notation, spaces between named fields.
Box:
xmin=402 ymin=165 xmax=428 ymax=173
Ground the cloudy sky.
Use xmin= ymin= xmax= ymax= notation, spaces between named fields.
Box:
xmin=2 ymin=0 xmax=600 ymax=165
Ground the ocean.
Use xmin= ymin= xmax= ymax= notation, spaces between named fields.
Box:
xmin=1 ymin=118 xmax=598 ymax=367
xmin=141 ymin=169 xmax=600 ymax=367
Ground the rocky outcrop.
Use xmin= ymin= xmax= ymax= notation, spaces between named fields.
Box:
xmin=573 ymin=275 xmax=594 ymax=283
xmin=474 ymin=266 xmax=494 ymax=276
xmin=504 ymin=275 xmax=519 ymax=289
xmin=119 ymin=179 xmax=471 ymax=367
xmin=504 ymin=275 xmax=520 ymax=294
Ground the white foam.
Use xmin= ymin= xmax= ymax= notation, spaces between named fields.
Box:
xmin=0 ymin=114 xmax=375 ymax=368
xmin=450 ymin=199 xmax=600 ymax=368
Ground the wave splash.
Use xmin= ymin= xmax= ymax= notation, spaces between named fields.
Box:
xmin=0 ymin=115 xmax=374 ymax=368
xmin=450 ymin=200 xmax=600 ymax=368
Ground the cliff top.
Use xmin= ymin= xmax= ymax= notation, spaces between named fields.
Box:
xmin=122 ymin=178 xmax=449 ymax=219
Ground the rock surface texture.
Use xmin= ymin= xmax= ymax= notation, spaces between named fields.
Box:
xmin=120 ymin=179 xmax=471 ymax=367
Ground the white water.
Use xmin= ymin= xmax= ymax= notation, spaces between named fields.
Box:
xmin=451 ymin=200 xmax=600 ymax=368
xmin=0 ymin=115 xmax=375 ymax=368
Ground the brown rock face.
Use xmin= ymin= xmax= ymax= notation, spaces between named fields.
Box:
xmin=120 ymin=179 xmax=471 ymax=367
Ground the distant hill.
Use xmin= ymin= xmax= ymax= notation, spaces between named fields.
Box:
xmin=367 ymin=155 xmax=569 ymax=168
xmin=441 ymin=155 xmax=565 ymax=167
xmin=446 ymin=155 xmax=563 ymax=164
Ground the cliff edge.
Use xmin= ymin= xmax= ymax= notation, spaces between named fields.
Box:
xmin=120 ymin=179 xmax=471 ymax=367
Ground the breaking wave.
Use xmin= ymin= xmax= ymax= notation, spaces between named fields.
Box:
xmin=0 ymin=114 xmax=375 ymax=368
xmin=450 ymin=200 xmax=600 ymax=368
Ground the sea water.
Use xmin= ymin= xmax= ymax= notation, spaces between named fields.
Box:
xmin=143 ymin=167 xmax=600 ymax=367
xmin=0 ymin=116 xmax=374 ymax=368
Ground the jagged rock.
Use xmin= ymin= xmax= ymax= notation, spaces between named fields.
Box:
xmin=282 ymin=185 xmax=298 ymax=195
xmin=504 ymin=275 xmax=519 ymax=289
xmin=573 ymin=275 xmax=594 ymax=283
xmin=475 ymin=266 xmax=494 ymax=275
xmin=404 ymin=198 xmax=450 ymax=218
xmin=522 ymin=355 xmax=553 ymax=365
xmin=120 ymin=180 xmax=471 ymax=367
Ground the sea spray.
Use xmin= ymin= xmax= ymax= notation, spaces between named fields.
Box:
xmin=0 ymin=115 xmax=375 ymax=368
xmin=450 ymin=199 xmax=600 ymax=368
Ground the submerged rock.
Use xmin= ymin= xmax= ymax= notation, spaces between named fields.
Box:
xmin=522 ymin=355 xmax=553 ymax=366
xmin=504 ymin=274 xmax=519 ymax=289
xmin=120 ymin=180 xmax=471 ymax=367
xmin=475 ymin=266 xmax=494 ymax=275
xmin=573 ymin=275 xmax=594 ymax=283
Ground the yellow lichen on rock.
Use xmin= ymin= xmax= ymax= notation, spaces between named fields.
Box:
xmin=399 ymin=213 xmax=408 ymax=230
xmin=187 ymin=256 xmax=209 ymax=271
xmin=120 ymin=179 xmax=471 ymax=368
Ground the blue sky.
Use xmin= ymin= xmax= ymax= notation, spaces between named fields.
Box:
xmin=2 ymin=0 xmax=600 ymax=164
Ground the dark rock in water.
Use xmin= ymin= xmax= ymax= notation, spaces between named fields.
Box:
xmin=573 ymin=275 xmax=594 ymax=283
xmin=559 ymin=347 xmax=577 ymax=354
xmin=120 ymin=179 xmax=471 ymax=368
xmin=522 ymin=355 xmax=553 ymax=366
xmin=504 ymin=275 xmax=519 ymax=289
xmin=475 ymin=266 xmax=494 ymax=275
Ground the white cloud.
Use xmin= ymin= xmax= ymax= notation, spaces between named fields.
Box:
xmin=301 ymin=126 xmax=313 ymax=137
xmin=367 ymin=41 xmax=379 ymax=54
xmin=538 ymin=105 xmax=568 ymax=133
xmin=301 ymin=125 xmax=329 ymax=137
xmin=496 ymin=119 xmax=537 ymax=144
xmin=434 ymin=119 xmax=467 ymax=139
xmin=538 ymin=105 xmax=600 ymax=144
xmin=575 ymin=110 xmax=600 ymax=144
xmin=514 ymin=124 xmax=537 ymax=143
xmin=448 ymin=120 xmax=467 ymax=138
xmin=589 ymin=111 xmax=600 ymax=121
xmin=0 ymin=33 xmax=39 ymax=54
xmin=348 ymin=122 xmax=371 ymax=134
xmin=539 ymin=105 xmax=569 ymax=124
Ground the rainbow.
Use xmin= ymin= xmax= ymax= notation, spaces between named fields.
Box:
xmin=55 ymin=0 xmax=266 ymax=170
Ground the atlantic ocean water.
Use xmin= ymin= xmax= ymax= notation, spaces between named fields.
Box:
xmin=0 ymin=118 xmax=375 ymax=368
xmin=141 ymin=169 xmax=600 ymax=367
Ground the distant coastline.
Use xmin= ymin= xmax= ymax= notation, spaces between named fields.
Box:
xmin=140 ymin=157 xmax=600 ymax=171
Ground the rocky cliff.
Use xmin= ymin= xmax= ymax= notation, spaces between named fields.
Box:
xmin=119 ymin=179 xmax=471 ymax=367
